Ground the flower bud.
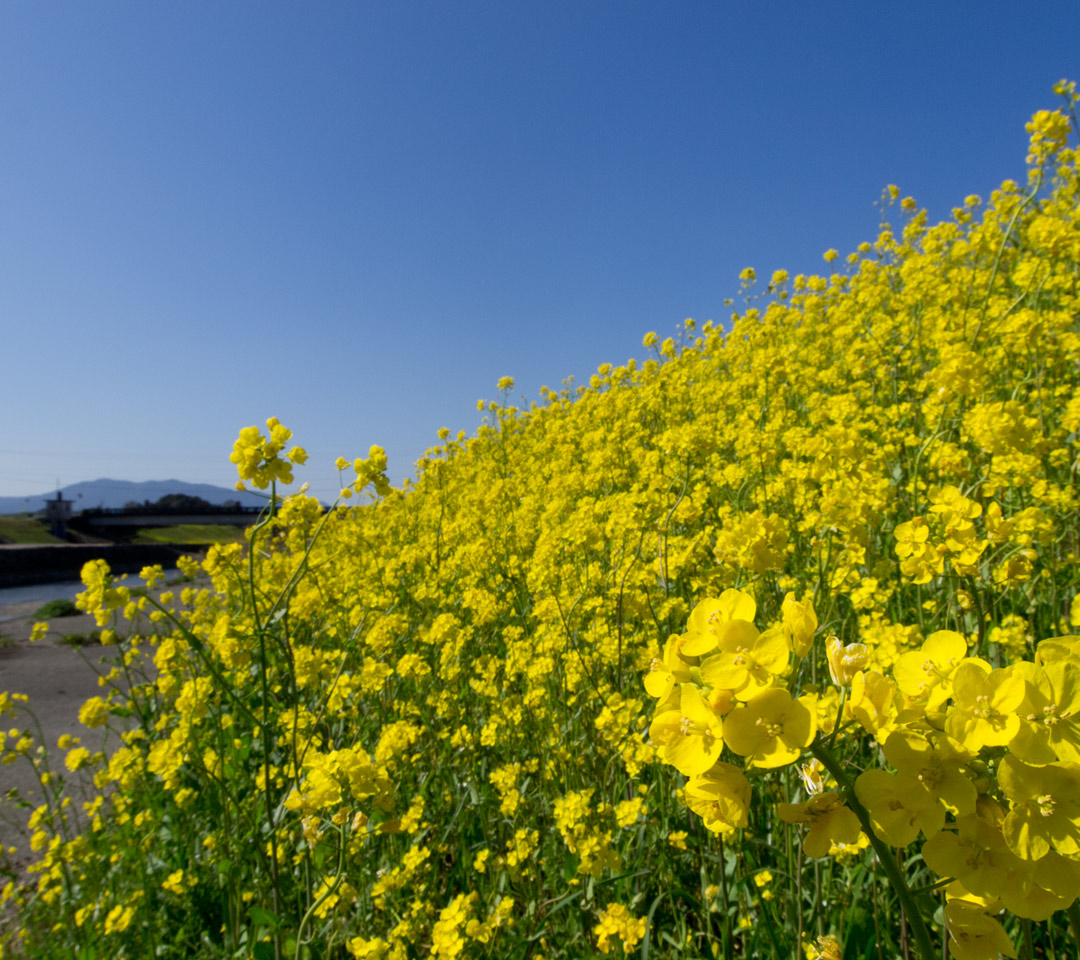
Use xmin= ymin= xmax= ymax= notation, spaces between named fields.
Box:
xmin=826 ymin=636 xmax=871 ymax=686
xmin=782 ymin=593 xmax=818 ymax=657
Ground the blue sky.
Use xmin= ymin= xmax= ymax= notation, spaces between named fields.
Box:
xmin=1 ymin=2 xmax=1078 ymax=503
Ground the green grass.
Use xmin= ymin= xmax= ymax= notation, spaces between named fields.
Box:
xmin=0 ymin=516 xmax=63 ymax=544
xmin=33 ymin=599 xmax=79 ymax=619
xmin=58 ymin=630 xmax=101 ymax=647
xmin=134 ymin=524 xmax=246 ymax=545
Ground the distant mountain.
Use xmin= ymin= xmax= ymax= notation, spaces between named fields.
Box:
xmin=0 ymin=479 xmax=267 ymax=515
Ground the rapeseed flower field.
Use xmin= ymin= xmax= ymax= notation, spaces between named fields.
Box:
xmin=3 ymin=82 xmax=1080 ymax=960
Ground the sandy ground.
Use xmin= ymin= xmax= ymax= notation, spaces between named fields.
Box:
xmin=0 ymin=589 xmax=190 ymax=874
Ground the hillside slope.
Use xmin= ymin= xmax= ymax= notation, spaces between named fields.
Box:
xmin=5 ymin=91 xmax=1080 ymax=960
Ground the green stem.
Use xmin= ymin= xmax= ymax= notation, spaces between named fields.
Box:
xmin=1067 ymin=900 xmax=1080 ymax=954
xmin=717 ymin=832 xmax=731 ymax=957
xmin=941 ymin=890 xmax=947 ymax=960
xmin=969 ymin=168 xmax=1042 ymax=348
xmin=294 ymin=822 xmax=349 ymax=960
xmin=810 ymin=738 xmax=936 ymax=960
xmin=827 ymin=686 xmax=848 ymax=749
xmin=250 ymin=484 xmax=282 ymax=960
xmin=1021 ymin=917 xmax=1034 ymax=960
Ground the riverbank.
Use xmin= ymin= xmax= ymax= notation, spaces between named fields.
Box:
xmin=0 ymin=543 xmax=199 ymax=588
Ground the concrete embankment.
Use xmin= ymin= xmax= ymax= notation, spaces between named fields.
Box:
xmin=0 ymin=543 xmax=193 ymax=587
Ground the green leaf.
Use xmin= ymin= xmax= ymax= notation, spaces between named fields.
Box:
xmin=249 ymin=906 xmax=279 ymax=930
xmin=843 ymin=905 xmax=875 ymax=960
xmin=640 ymin=892 xmax=665 ymax=960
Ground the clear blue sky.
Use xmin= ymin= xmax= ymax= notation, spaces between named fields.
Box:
xmin=2 ymin=2 xmax=1078 ymax=502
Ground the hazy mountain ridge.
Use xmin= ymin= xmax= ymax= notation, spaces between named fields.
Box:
xmin=0 ymin=479 xmax=266 ymax=515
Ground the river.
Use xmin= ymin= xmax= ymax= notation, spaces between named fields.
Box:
xmin=0 ymin=570 xmax=179 ymax=619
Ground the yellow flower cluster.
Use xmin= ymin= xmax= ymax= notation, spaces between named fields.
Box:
xmin=593 ymin=902 xmax=646 ymax=954
xmin=229 ymin=416 xmax=308 ymax=490
xmin=649 ymin=584 xmax=1080 ymax=955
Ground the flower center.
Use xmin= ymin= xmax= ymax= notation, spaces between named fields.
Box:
xmin=755 ymin=716 xmax=783 ymax=738
xmin=678 ymin=716 xmax=715 ymax=747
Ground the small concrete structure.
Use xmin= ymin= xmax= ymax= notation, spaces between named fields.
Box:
xmin=42 ymin=491 xmax=74 ymax=539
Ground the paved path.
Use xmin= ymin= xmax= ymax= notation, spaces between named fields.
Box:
xmin=0 ymin=598 xmax=167 ymax=873
xmin=0 ymin=642 xmax=130 ymax=869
